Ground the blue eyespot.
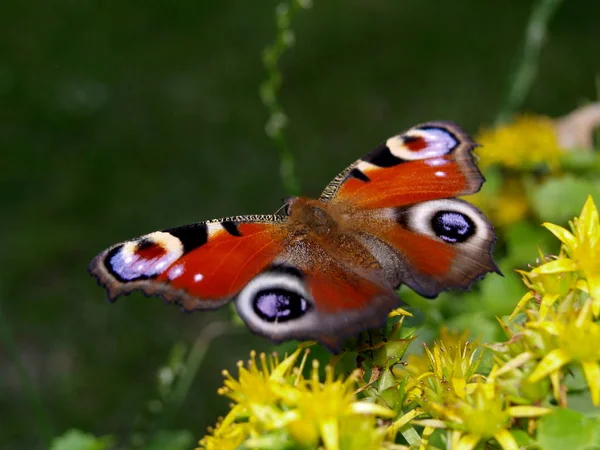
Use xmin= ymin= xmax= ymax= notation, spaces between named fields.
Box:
xmin=253 ymin=288 xmax=310 ymax=322
xmin=431 ymin=211 xmax=476 ymax=243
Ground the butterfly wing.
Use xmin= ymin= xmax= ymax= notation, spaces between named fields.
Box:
xmin=346 ymin=199 xmax=498 ymax=298
xmin=88 ymin=215 xmax=289 ymax=311
xmin=321 ymin=122 xmax=498 ymax=298
xmin=320 ymin=121 xmax=482 ymax=208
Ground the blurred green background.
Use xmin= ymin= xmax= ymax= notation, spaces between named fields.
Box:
xmin=1 ymin=0 xmax=599 ymax=449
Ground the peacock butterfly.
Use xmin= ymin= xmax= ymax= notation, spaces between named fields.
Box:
xmin=89 ymin=122 xmax=498 ymax=351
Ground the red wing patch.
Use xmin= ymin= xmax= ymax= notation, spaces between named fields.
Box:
xmin=335 ymin=155 xmax=474 ymax=209
xmin=383 ymin=225 xmax=456 ymax=278
xmin=302 ymin=260 xmax=401 ymax=350
xmin=158 ymin=223 xmax=286 ymax=301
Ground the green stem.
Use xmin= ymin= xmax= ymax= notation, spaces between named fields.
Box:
xmin=260 ymin=0 xmax=312 ymax=195
xmin=496 ymin=0 xmax=564 ymax=124
xmin=0 ymin=302 xmax=53 ymax=446
xmin=159 ymin=322 xmax=237 ymax=427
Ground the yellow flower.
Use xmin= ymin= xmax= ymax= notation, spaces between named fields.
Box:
xmin=511 ymin=255 xmax=579 ymax=320
xmin=283 ymin=361 xmax=394 ymax=450
xmin=534 ymin=195 xmax=600 ymax=316
xmin=398 ymin=329 xmax=483 ymax=401
xmin=528 ymin=304 xmax=600 ymax=406
xmin=416 ymin=382 xmax=550 ymax=450
xmin=197 ymin=418 xmax=251 ymax=450
xmin=390 ymin=329 xmax=484 ymax=442
xmin=476 ymin=114 xmax=562 ymax=170
xmin=197 ymin=349 xmax=304 ymax=449
xmin=198 ymin=348 xmax=394 ymax=450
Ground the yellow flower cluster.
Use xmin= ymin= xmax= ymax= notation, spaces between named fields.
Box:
xmin=503 ymin=196 xmax=600 ymax=406
xmin=390 ymin=330 xmax=548 ymax=450
xmin=476 ymin=114 xmax=562 ymax=171
xmin=465 ymin=114 xmax=565 ymax=227
xmin=197 ymin=348 xmax=394 ymax=450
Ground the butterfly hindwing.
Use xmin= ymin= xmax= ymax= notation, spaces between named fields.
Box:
xmin=320 ymin=121 xmax=482 ymax=209
xmin=347 ymin=198 xmax=498 ymax=298
xmin=88 ymin=215 xmax=288 ymax=311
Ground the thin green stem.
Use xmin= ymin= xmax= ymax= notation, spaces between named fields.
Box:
xmin=159 ymin=322 xmax=238 ymax=427
xmin=259 ymin=0 xmax=312 ymax=196
xmin=496 ymin=0 xmax=564 ymax=124
xmin=0 ymin=302 xmax=53 ymax=446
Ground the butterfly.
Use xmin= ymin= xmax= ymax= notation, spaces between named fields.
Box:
xmin=89 ymin=121 xmax=498 ymax=351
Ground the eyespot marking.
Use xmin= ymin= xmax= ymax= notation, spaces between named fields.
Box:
xmin=431 ymin=210 xmax=476 ymax=243
xmin=386 ymin=126 xmax=460 ymax=161
xmin=253 ymin=288 xmax=311 ymax=322
xmin=135 ymin=239 xmax=167 ymax=260
xmin=104 ymin=231 xmax=184 ymax=282
xmin=402 ymin=135 xmax=427 ymax=152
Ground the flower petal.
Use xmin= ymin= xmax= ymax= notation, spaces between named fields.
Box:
xmin=581 ymin=361 xmax=600 ymax=406
xmin=506 ymin=406 xmax=551 ymax=417
xmin=542 ymin=223 xmax=576 ymax=248
xmin=578 ymin=196 xmax=599 ymax=238
xmin=348 ymin=401 xmax=395 ymax=418
xmin=388 ymin=409 xmax=424 ymax=437
xmin=270 ymin=348 xmax=302 ymax=380
xmin=389 ymin=307 xmax=413 ymax=317
xmin=455 ymin=433 xmax=481 ymax=450
xmin=320 ymin=418 xmax=339 ymax=450
xmin=494 ymin=428 xmax=519 ymax=450
xmin=586 ymin=276 xmax=600 ymax=317
xmin=509 ymin=291 xmax=534 ymax=321
xmin=540 ymin=293 xmax=560 ymax=319
xmin=492 ymin=352 xmax=535 ymax=378
xmin=529 ymin=348 xmax=571 ymax=382
xmin=411 ymin=419 xmax=447 ymax=429
xmin=419 ymin=426 xmax=435 ymax=450
xmin=533 ymin=258 xmax=579 ymax=274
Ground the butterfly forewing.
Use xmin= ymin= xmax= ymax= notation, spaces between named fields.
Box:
xmin=320 ymin=121 xmax=482 ymax=208
xmin=88 ymin=215 xmax=288 ymax=311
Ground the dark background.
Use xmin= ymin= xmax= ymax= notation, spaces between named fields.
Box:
xmin=1 ymin=1 xmax=599 ymax=448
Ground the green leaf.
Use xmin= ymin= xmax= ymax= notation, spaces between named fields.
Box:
xmin=528 ymin=175 xmax=600 ymax=224
xmin=510 ymin=429 xmax=534 ymax=446
xmin=479 ymin=266 xmax=527 ymax=317
xmin=536 ymin=409 xmax=600 ymax=450
xmin=560 ymin=151 xmax=600 ymax=171
xmin=504 ymin=221 xmax=557 ymax=265
xmin=50 ymin=430 xmax=114 ymax=450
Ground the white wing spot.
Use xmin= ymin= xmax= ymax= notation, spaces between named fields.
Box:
xmin=425 ymin=157 xmax=448 ymax=167
xmin=435 ymin=171 xmax=446 ymax=177
xmin=168 ymin=264 xmax=184 ymax=280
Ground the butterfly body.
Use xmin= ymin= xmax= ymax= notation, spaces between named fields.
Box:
xmin=89 ymin=122 xmax=498 ymax=351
